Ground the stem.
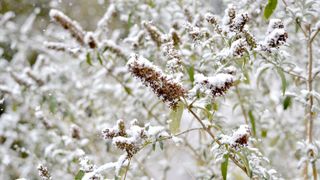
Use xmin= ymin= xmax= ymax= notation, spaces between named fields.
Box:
xmin=304 ymin=30 xmax=318 ymax=180
xmin=235 ymin=86 xmax=248 ymax=124
xmin=260 ymin=53 xmax=306 ymax=80
xmin=186 ymin=105 xmax=248 ymax=175
xmin=123 ymin=158 xmax=131 ymax=180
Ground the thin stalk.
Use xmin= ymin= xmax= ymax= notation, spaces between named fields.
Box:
xmin=123 ymin=158 xmax=131 ymax=180
xmin=186 ymin=105 xmax=248 ymax=175
xmin=235 ymin=86 xmax=248 ymax=124
xmin=304 ymin=29 xmax=318 ymax=180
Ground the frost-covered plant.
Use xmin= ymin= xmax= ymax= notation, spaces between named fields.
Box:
xmin=1 ymin=0 xmax=320 ymax=179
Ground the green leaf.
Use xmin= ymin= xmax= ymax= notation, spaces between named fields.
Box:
xmin=256 ymin=66 xmax=270 ymax=87
xmin=159 ymin=141 xmax=164 ymax=150
xmin=187 ymin=66 xmax=195 ymax=84
xmin=248 ymin=110 xmax=256 ymax=137
xmin=213 ymin=102 xmax=219 ymax=111
xmin=152 ymin=143 xmax=156 ymax=151
xmin=75 ymin=170 xmax=85 ymax=180
xmin=127 ymin=12 xmax=133 ymax=29
xmin=276 ymin=68 xmax=286 ymax=95
xmin=261 ymin=129 xmax=267 ymax=138
xmin=221 ymin=154 xmax=229 ymax=180
xmin=243 ymin=69 xmax=250 ymax=84
xmin=124 ymin=86 xmax=132 ymax=95
xmin=97 ymin=52 xmax=103 ymax=65
xmin=49 ymin=95 xmax=57 ymax=113
xmin=86 ymin=52 xmax=92 ymax=66
xmin=283 ymin=96 xmax=292 ymax=110
xmin=169 ymin=102 xmax=184 ymax=134
xmin=264 ymin=0 xmax=278 ymax=19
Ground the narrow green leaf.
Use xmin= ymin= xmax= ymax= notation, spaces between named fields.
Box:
xmin=127 ymin=12 xmax=133 ymax=28
xmin=283 ymin=96 xmax=292 ymax=110
xmin=49 ymin=95 xmax=57 ymax=113
xmin=248 ymin=110 xmax=256 ymax=137
xmin=97 ymin=52 xmax=103 ymax=65
xmin=213 ymin=102 xmax=219 ymax=111
xmin=276 ymin=68 xmax=286 ymax=95
xmin=159 ymin=141 xmax=164 ymax=150
xmin=124 ymin=86 xmax=132 ymax=95
xmin=187 ymin=66 xmax=195 ymax=84
xmin=152 ymin=143 xmax=156 ymax=151
xmin=256 ymin=66 xmax=270 ymax=87
xmin=169 ymin=102 xmax=184 ymax=134
xmin=264 ymin=0 xmax=278 ymax=19
xmin=75 ymin=170 xmax=85 ymax=180
xmin=221 ymin=154 xmax=229 ymax=180
xmin=261 ymin=129 xmax=267 ymax=138
xmin=86 ymin=52 xmax=93 ymax=66
xmin=243 ymin=69 xmax=250 ymax=84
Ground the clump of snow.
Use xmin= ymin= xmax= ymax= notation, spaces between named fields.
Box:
xmin=220 ymin=125 xmax=251 ymax=148
xmin=193 ymin=73 xmax=235 ymax=98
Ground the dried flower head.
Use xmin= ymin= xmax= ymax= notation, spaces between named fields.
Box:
xmin=230 ymin=39 xmax=248 ymax=57
xmin=127 ymin=54 xmax=185 ymax=108
xmin=37 ymin=164 xmax=51 ymax=180
xmin=143 ymin=21 xmax=164 ymax=47
xmin=101 ymin=40 xmax=128 ymax=60
xmin=102 ymin=119 xmax=168 ymax=157
xmin=265 ymin=29 xmax=288 ymax=48
xmin=84 ymin=32 xmax=98 ymax=49
xmin=49 ymin=9 xmax=85 ymax=45
xmin=220 ymin=125 xmax=251 ymax=149
xmin=195 ymin=73 xmax=234 ymax=98
xmin=71 ymin=124 xmax=81 ymax=140
xmin=231 ymin=13 xmax=249 ymax=32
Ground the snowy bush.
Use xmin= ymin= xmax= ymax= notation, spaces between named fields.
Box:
xmin=0 ymin=0 xmax=320 ymax=179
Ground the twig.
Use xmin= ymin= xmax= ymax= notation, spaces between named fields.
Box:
xmin=260 ymin=54 xmax=306 ymax=80
xmin=235 ymin=86 xmax=248 ymax=124
xmin=185 ymin=104 xmax=248 ymax=175
xmin=123 ymin=158 xmax=131 ymax=180
xmin=304 ymin=27 xmax=318 ymax=180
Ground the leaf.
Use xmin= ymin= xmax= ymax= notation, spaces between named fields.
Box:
xmin=169 ymin=102 xmax=184 ymax=134
xmin=221 ymin=154 xmax=229 ymax=180
xmin=49 ymin=95 xmax=57 ymax=113
xmin=264 ymin=0 xmax=278 ymax=19
xmin=152 ymin=143 xmax=156 ymax=151
xmin=213 ymin=102 xmax=219 ymax=111
xmin=124 ymin=86 xmax=132 ymax=95
xmin=261 ymin=129 xmax=267 ymax=138
xmin=97 ymin=52 xmax=103 ymax=65
xmin=187 ymin=66 xmax=195 ymax=84
xmin=243 ymin=69 xmax=250 ymax=84
xmin=248 ymin=110 xmax=256 ymax=137
xmin=75 ymin=170 xmax=85 ymax=180
xmin=127 ymin=12 xmax=133 ymax=28
xmin=283 ymin=96 xmax=292 ymax=110
xmin=159 ymin=141 xmax=164 ymax=150
xmin=86 ymin=52 xmax=92 ymax=66
xmin=276 ymin=68 xmax=286 ymax=95
xmin=256 ymin=66 xmax=270 ymax=87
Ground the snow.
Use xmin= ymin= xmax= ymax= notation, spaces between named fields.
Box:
xmin=195 ymin=73 xmax=234 ymax=89
xmin=0 ymin=1 xmax=318 ymax=179
xmin=267 ymin=19 xmax=284 ymax=34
